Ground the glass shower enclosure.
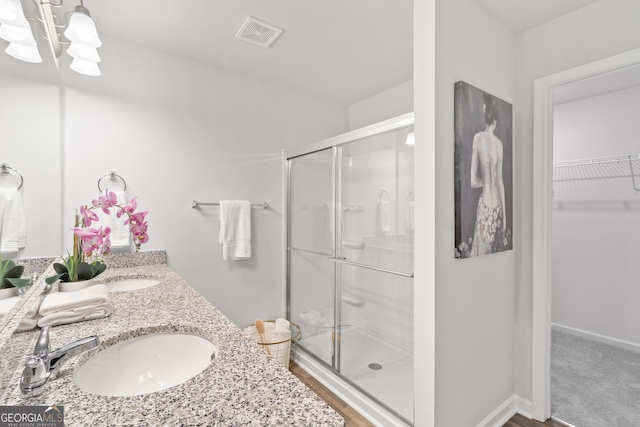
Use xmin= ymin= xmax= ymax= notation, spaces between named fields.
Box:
xmin=286 ymin=114 xmax=414 ymax=425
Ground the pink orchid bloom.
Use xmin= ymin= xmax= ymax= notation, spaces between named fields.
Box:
xmin=80 ymin=205 xmax=100 ymax=227
xmin=124 ymin=197 xmax=138 ymax=213
xmin=73 ymin=191 xmax=148 ymax=259
xmin=124 ymin=210 xmax=147 ymax=226
xmin=72 ymin=227 xmax=98 ymax=238
xmin=80 ymin=232 xmax=103 ymax=253
xmin=102 ymin=235 xmax=112 ymax=254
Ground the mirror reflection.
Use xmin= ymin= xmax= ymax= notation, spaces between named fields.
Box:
xmin=0 ymin=0 xmax=412 ymax=330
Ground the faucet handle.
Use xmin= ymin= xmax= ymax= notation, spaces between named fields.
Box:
xmin=34 ymin=326 xmax=51 ymax=358
xmin=20 ymin=356 xmax=48 ymax=397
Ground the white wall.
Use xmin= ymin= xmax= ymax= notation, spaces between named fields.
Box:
xmin=4 ymin=35 xmax=348 ymax=328
xmin=62 ymin=37 xmax=349 ymax=328
xmin=553 ymin=86 xmax=640 ymax=162
xmin=552 ymin=87 xmax=640 ymax=345
xmin=413 ymin=0 xmax=436 ymax=424
xmin=515 ymin=0 xmax=640 ymax=402
xmin=431 ymin=0 xmax=516 ymax=426
xmin=349 ymin=80 xmax=414 ymax=130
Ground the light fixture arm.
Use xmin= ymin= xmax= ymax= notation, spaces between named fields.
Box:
xmin=34 ymin=0 xmax=63 ymax=59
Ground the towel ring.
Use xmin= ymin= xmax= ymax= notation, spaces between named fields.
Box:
xmin=378 ymin=189 xmax=389 ymax=202
xmin=408 ymin=191 xmax=414 ymax=201
xmin=1 ymin=163 xmax=24 ymax=190
xmin=97 ymin=171 xmax=127 ymax=193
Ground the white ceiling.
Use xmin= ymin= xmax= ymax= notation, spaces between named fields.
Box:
xmin=476 ymin=0 xmax=601 ymax=33
xmin=87 ymin=0 xmax=414 ymax=106
xmin=32 ymin=0 xmax=611 ymax=105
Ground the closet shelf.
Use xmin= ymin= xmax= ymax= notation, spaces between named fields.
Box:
xmin=553 ymin=153 xmax=640 ymax=193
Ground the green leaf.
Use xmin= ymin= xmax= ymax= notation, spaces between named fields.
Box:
xmin=46 ymin=274 xmax=64 ymax=285
xmin=0 ymin=259 xmax=15 ymax=281
xmin=4 ymin=265 xmax=24 ymax=279
xmin=77 ymin=262 xmax=94 ymax=281
xmin=53 ymin=263 xmax=68 ymax=275
xmin=91 ymin=262 xmax=107 ymax=277
xmin=6 ymin=277 xmax=30 ymax=288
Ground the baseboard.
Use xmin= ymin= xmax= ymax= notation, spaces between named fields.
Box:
xmin=552 ymin=323 xmax=640 ymax=354
xmin=475 ymin=395 xmax=532 ymax=427
xmin=550 ymin=417 xmax=577 ymax=427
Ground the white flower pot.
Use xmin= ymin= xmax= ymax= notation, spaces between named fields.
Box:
xmin=58 ymin=279 xmax=96 ymax=292
xmin=0 ymin=287 xmax=19 ymax=299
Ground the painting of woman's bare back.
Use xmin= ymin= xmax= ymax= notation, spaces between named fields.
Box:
xmin=454 ymin=81 xmax=513 ymax=259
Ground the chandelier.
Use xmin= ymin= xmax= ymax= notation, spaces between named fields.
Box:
xmin=0 ymin=0 xmax=102 ymax=76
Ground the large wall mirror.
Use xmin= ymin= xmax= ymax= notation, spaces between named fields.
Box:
xmin=0 ymin=0 xmax=412 ymax=333
xmin=0 ymin=26 xmax=63 ymax=329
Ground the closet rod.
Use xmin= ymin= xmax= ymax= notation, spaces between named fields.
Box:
xmin=192 ymin=201 xmax=269 ymax=209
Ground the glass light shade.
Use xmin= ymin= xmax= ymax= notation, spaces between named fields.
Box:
xmin=67 ymin=42 xmax=100 ymax=62
xmin=64 ymin=12 xmax=101 ymax=48
xmin=405 ymin=130 xmax=415 ymax=145
xmin=5 ymin=42 xmax=42 ymax=63
xmin=0 ymin=23 xmax=37 ymax=45
xmin=0 ymin=0 xmax=23 ymax=24
xmin=70 ymin=58 xmax=101 ymax=76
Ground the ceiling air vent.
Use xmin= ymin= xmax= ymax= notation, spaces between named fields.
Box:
xmin=235 ymin=16 xmax=283 ymax=48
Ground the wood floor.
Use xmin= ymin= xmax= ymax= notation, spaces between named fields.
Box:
xmin=291 ymin=362 xmax=569 ymax=427
xmin=290 ymin=362 xmax=376 ymax=426
xmin=503 ymin=413 xmax=572 ymax=427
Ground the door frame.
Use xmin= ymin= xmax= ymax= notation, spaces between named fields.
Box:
xmin=531 ymin=48 xmax=640 ymax=420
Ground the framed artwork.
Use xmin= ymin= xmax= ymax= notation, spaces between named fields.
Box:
xmin=454 ymin=81 xmax=513 ymax=259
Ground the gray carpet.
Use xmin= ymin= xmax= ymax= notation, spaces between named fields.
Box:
xmin=551 ymin=329 xmax=640 ymax=427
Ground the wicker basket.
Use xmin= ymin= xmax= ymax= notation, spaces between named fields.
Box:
xmin=250 ymin=320 xmax=301 ymax=369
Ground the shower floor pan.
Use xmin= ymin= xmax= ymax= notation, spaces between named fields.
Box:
xmin=297 ymin=326 xmax=414 ymax=424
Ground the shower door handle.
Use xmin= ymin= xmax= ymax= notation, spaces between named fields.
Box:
xmin=328 ymin=257 xmax=414 ymax=278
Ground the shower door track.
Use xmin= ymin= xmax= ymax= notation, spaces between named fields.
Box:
xmin=328 ymin=257 xmax=414 ymax=278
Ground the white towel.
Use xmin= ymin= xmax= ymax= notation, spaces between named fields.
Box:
xmin=405 ymin=194 xmax=415 ymax=233
xmin=243 ymin=319 xmax=292 ymax=367
xmin=16 ymin=293 xmax=44 ymax=332
xmin=39 ymin=284 xmax=110 ymax=316
xmin=0 ymin=188 xmax=26 ymax=253
xmin=219 ymin=200 xmax=251 ymax=261
xmin=37 ymin=302 xmax=113 ymax=327
xmin=376 ymin=198 xmax=391 ymax=235
xmin=264 ymin=327 xmax=292 ymax=367
xmin=99 ymin=190 xmax=130 ymax=249
xmin=275 ymin=317 xmax=290 ymax=331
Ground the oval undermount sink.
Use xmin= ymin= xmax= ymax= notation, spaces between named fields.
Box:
xmin=104 ymin=278 xmax=160 ymax=292
xmin=74 ymin=333 xmax=217 ymax=397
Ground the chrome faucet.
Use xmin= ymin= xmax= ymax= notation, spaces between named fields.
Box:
xmin=20 ymin=326 xmax=99 ymax=397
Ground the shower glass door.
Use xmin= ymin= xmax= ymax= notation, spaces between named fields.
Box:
xmin=336 ymin=129 xmax=414 ymax=423
xmin=288 ymin=148 xmax=335 ymax=366
xmin=287 ymin=114 xmax=414 ymax=425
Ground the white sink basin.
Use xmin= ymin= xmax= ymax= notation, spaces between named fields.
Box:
xmin=74 ymin=333 xmax=217 ymax=397
xmin=104 ymin=278 xmax=160 ymax=292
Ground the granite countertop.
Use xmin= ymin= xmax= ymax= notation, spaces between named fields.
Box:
xmin=0 ymin=253 xmax=344 ymax=426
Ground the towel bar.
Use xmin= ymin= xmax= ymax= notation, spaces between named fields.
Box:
xmin=192 ymin=201 xmax=269 ymax=209
xmin=97 ymin=171 xmax=127 ymax=192
xmin=0 ymin=163 xmax=24 ymax=190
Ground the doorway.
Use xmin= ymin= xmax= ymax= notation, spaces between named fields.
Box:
xmin=532 ymin=48 xmax=640 ymax=422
